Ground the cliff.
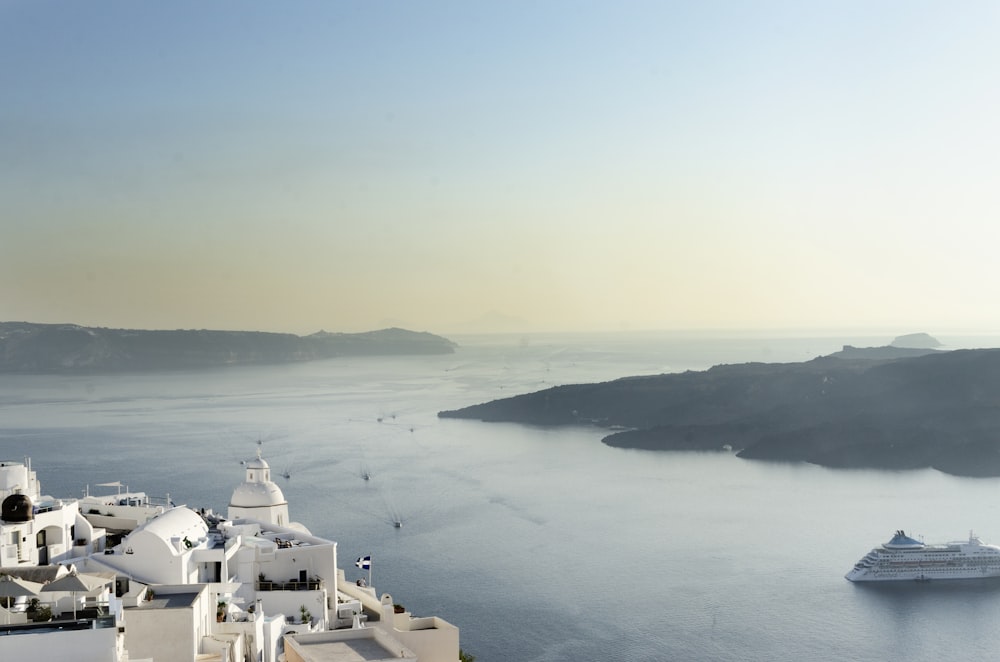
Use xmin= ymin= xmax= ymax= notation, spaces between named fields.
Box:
xmin=0 ymin=322 xmax=456 ymax=373
xmin=438 ymin=347 xmax=1000 ymax=477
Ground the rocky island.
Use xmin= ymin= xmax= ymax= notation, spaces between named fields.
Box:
xmin=0 ymin=322 xmax=456 ymax=373
xmin=439 ymin=342 xmax=1000 ymax=477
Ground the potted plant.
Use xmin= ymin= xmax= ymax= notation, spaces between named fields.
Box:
xmin=32 ymin=605 xmax=53 ymax=623
xmin=217 ymin=600 xmax=227 ymax=622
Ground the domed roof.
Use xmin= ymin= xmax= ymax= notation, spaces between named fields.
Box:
xmin=230 ymin=481 xmax=287 ymax=508
xmin=1 ymin=493 xmax=33 ymax=522
xmin=136 ymin=506 xmax=209 ymax=544
xmin=246 ymin=455 xmax=270 ymax=470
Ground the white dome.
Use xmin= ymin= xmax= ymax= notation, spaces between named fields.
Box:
xmin=230 ymin=480 xmax=287 ymax=508
xmin=139 ymin=506 xmax=208 ymax=540
xmin=246 ymin=455 xmax=269 ymax=470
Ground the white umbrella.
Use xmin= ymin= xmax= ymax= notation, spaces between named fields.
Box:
xmin=0 ymin=575 xmax=43 ymax=619
xmin=0 ymin=574 xmax=42 ymax=615
xmin=41 ymin=571 xmax=112 ymax=619
xmin=0 ymin=574 xmax=42 ymax=599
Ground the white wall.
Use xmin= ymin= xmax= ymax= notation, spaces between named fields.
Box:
xmin=376 ymin=602 xmax=460 ymax=662
xmin=259 ymin=588 xmax=327 ymax=628
xmin=0 ymin=626 xmax=120 ymax=661
xmin=125 ymin=606 xmax=197 ymax=662
xmin=0 ymin=604 xmax=28 ymax=625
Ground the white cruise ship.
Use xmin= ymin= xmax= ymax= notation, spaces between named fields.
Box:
xmin=846 ymin=530 xmax=1000 ymax=582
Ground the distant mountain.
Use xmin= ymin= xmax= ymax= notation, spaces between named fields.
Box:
xmin=439 ymin=346 xmax=1000 ymax=477
xmin=0 ymin=322 xmax=456 ymax=373
xmin=891 ymin=332 xmax=942 ymax=349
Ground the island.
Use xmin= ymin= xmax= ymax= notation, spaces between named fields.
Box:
xmin=439 ymin=343 xmax=1000 ymax=477
xmin=0 ymin=322 xmax=456 ymax=373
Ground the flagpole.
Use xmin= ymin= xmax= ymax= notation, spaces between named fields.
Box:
xmin=356 ymin=555 xmax=373 ymax=588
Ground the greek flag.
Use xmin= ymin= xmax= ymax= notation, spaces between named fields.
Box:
xmin=355 ymin=555 xmax=371 ymax=570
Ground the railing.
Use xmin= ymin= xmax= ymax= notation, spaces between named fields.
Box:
xmin=34 ymin=502 xmax=65 ymax=514
xmin=255 ymin=579 xmax=324 ymax=592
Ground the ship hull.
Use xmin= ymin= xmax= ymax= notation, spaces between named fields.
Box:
xmin=846 ymin=567 xmax=1000 ymax=582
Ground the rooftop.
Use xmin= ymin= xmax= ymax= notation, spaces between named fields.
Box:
xmin=134 ymin=591 xmax=201 ymax=610
xmin=284 ymin=629 xmax=415 ymax=662
xmin=292 ymin=639 xmax=392 ymax=661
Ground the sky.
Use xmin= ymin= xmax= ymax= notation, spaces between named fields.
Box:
xmin=2 ymin=1 xmax=999 ymax=336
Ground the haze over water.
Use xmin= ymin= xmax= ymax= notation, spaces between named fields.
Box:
xmin=5 ymin=3 xmax=1000 ymax=335
xmin=3 ymin=331 xmax=1000 ymax=661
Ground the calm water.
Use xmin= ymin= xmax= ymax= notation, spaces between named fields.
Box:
xmin=3 ymin=331 xmax=1000 ymax=661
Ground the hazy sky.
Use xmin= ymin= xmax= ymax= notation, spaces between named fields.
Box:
xmin=3 ymin=1 xmax=999 ymax=335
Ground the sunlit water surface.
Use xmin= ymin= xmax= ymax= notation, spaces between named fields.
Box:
xmin=3 ymin=331 xmax=1000 ymax=661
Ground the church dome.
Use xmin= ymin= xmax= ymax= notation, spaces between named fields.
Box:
xmin=230 ymin=480 xmax=287 ymax=508
xmin=1 ymin=493 xmax=33 ymax=522
xmin=229 ymin=449 xmax=291 ymax=526
xmin=246 ymin=455 xmax=269 ymax=470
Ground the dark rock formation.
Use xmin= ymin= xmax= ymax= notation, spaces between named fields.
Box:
xmin=439 ymin=347 xmax=1000 ymax=477
xmin=826 ymin=345 xmax=940 ymax=360
xmin=0 ymin=322 xmax=456 ymax=373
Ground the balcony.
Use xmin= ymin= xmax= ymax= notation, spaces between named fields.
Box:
xmin=255 ymin=579 xmax=323 ymax=592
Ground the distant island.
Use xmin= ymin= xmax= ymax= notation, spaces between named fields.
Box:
xmin=0 ymin=322 xmax=456 ymax=373
xmin=439 ymin=338 xmax=1000 ymax=477
xmin=891 ymin=332 xmax=942 ymax=349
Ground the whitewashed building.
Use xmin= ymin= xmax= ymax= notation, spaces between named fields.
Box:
xmin=0 ymin=454 xmax=460 ymax=662
xmin=1 ymin=459 xmax=102 ymax=568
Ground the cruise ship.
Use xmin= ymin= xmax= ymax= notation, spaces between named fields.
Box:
xmin=846 ymin=530 xmax=1000 ymax=582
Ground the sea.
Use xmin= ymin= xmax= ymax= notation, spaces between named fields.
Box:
xmin=4 ymin=330 xmax=1000 ymax=661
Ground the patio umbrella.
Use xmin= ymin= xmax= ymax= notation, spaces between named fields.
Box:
xmin=41 ymin=571 xmax=112 ymax=619
xmin=0 ymin=575 xmax=42 ymax=617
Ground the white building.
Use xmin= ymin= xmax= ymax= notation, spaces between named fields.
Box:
xmin=1 ymin=459 xmax=101 ymax=568
xmin=0 ymin=453 xmax=460 ymax=662
xmin=228 ymin=450 xmax=291 ymax=527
